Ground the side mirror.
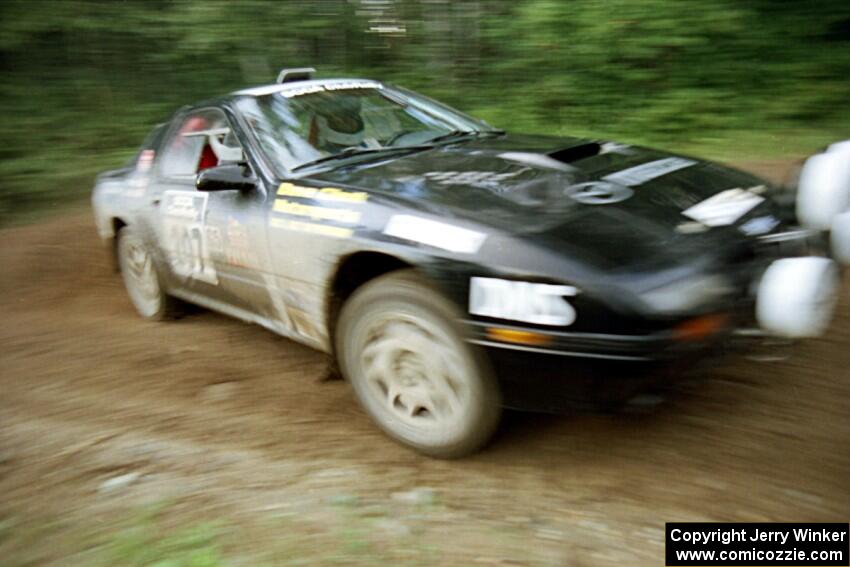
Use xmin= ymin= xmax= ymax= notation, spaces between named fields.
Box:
xmin=196 ymin=164 xmax=256 ymax=192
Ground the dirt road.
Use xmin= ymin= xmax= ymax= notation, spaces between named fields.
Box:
xmin=2 ymin=195 xmax=849 ymax=565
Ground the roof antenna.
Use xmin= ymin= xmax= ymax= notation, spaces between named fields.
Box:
xmin=276 ymin=67 xmax=316 ymax=84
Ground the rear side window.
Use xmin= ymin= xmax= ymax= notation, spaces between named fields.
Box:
xmin=125 ymin=123 xmax=166 ymax=170
xmin=158 ymin=108 xmax=244 ymax=179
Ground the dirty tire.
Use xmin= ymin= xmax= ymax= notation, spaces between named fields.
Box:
xmin=336 ymin=269 xmax=501 ymax=458
xmin=117 ymin=226 xmax=180 ymax=321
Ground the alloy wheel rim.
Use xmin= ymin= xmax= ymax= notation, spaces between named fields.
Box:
xmin=359 ymin=315 xmax=468 ymax=428
xmin=122 ymin=239 xmax=161 ymax=316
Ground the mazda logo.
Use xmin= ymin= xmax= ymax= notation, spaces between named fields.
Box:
xmin=564 ymin=181 xmax=634 ymax=205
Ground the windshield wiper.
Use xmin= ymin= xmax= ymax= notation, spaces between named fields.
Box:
xmin=427 ymin=129 xmax=506 ymax=145
xmin=291 ymin=146 xmax=428 ymax=172
xmin=291 ymin=129 xmax=506 ymax=172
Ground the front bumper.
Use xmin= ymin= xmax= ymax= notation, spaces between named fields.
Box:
xmin=463 ymin=317 xmax=733 ymax=412
xmin=458 ymin=229 xmax=841 ymax=412
xmin=464 ymin=318 xmax=728 ymax=362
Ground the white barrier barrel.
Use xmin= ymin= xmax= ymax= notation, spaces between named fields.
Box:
xmin=796 ymin=142 xmax=850 ymax=230
xmin=831 ymin=210 xmax=850 ymax=266
xmin=756 ymin=257 xmax=839 ymax=338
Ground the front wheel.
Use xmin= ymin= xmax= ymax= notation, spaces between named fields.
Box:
xmin=117 ymin=226 xmax=180 ymax=320
xmin=336 ymin=270 xmax=501 ymax=458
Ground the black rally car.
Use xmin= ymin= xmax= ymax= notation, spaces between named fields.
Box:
xmin=92 ymin=68 xmax=850 ymax=457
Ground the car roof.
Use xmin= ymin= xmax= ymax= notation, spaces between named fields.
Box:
xmin=232 ymin=78 xmax=383 ymax=97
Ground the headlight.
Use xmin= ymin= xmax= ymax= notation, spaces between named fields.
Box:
xmin=639 ymin=274 xmax=733 ymax=314
xmin=469 ymin=277 xmax=579 ymax=326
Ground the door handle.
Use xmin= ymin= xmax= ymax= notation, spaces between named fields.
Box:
xmin=151 ymin=197 xmax=161 ymax=206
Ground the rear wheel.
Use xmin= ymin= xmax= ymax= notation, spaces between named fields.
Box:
xmin=117 ymin=226 xmax=180 ymax=320
xmin=336 ymin=269 xmax=501 ymax=458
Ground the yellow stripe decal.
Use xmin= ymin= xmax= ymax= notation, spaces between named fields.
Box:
xmin=273 ymin=199 xmax=361 ymax=224
xmin=277 ymin=182 xmax=368 ymax=203
xmin=269 ymin=217 xmax=353 ymax=239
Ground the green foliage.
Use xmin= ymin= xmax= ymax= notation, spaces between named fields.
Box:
xmin=97 ymin=521 xmax=225 ymax=567
xmin=1 ymin=501 xmax=441 ymax=566
xmin=1 ymin=0 xmax=849 ymax=223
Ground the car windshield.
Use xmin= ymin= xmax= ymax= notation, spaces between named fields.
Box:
xmin=235 ymin=81 xmax=496 ymax=173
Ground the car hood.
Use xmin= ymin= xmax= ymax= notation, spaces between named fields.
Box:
xmin=312 ymin=133 xmax=778 ymax=272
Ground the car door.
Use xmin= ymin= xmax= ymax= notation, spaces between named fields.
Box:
xmin=149 ymin=107 xmax=272 ymax=315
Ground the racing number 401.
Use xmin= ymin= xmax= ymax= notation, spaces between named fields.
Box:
xmin=162 ymin=191 xmax=218 ymax=285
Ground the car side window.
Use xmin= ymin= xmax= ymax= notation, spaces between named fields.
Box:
xmin=158 ymin=108 xmax=244 ymax=179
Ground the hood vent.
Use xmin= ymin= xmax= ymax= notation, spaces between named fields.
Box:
xmin=548 ymin=142 xmax=602 ymax=164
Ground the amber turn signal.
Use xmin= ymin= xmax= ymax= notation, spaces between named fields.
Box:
xmin=485 ymin=327 xmax=553 ymax=346
xmin=673 ymin=313 xmax=730 ymax=341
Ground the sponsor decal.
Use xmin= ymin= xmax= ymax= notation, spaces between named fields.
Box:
xmin=422 ymin=169 xmax=530 ymax=189
xmin=279 ymin=80 xmax=381 ymax=99
xmin=469 ymin=277 xmax=578 ymax=326
xmin=739 ymin=215 xmax=780 ymax=236
xmin=682 ymin=187 xmax=765 ymax=227
xmin=269 ymin=217 xmax=353 ymax=239
xmin=602 ymin=157 xmax=697 ymax=187
xmin=223 ymin=217 xmax=260 ymax=268
xmin=276 ymin=182 xmax=368 ymax=203
xmin=273 ymin=200 xmax=361 ymax=224
xmin=271 ymin=183 xmax=365 ymax=238
xmin=383 ymin=215 xmax=487 ymax=254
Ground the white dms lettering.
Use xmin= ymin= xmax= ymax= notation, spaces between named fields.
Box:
xmin=469 ymin=277 xmax=578 ymax=326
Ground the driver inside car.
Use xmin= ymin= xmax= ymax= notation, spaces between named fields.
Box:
xmin=307 ymin=93 xmax=380 ymax=153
